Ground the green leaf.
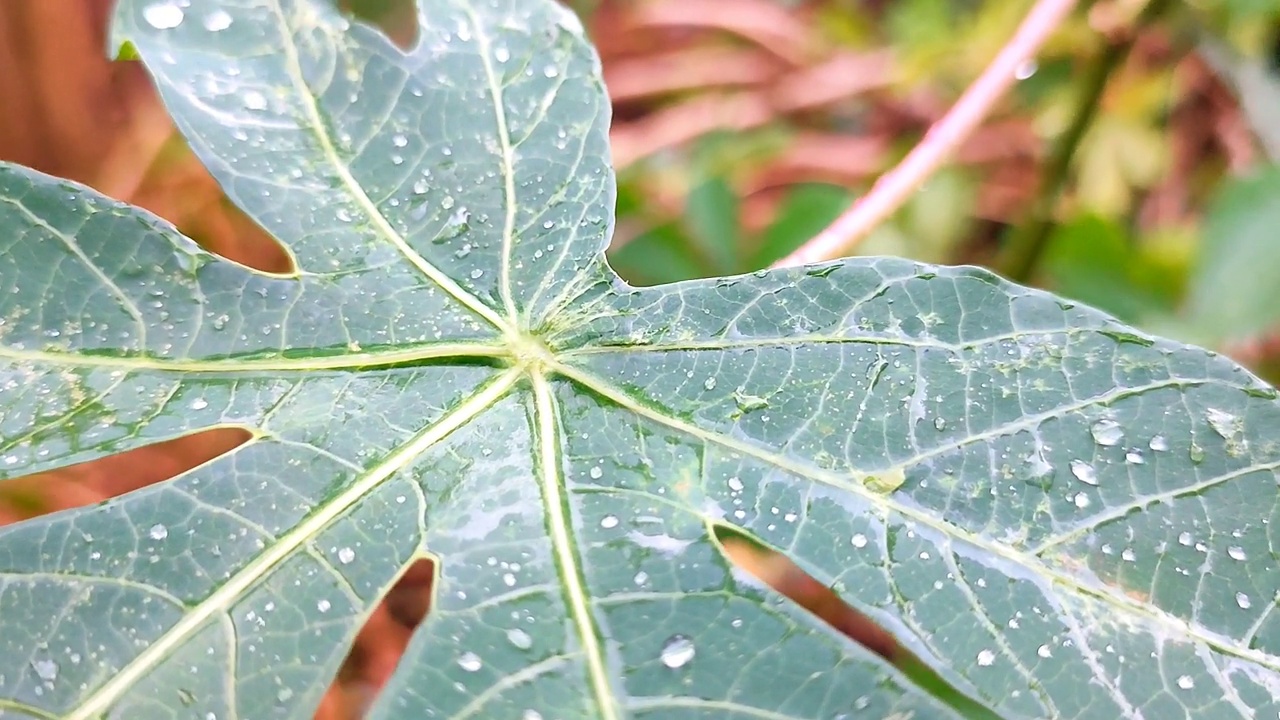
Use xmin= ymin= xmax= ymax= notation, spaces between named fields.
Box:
xmin=2 ymin=2 xmax=1280 ymax=719
xmin=1188 ymin=165 xmax=1280 ymax=343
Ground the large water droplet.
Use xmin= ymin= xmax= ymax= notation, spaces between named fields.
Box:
xmin=31 ymin=659 xmax=58 ymax=682
xmin=727 ymin=476 xmax=744 ymax=492
xmin=337 ymin=547 xmax=355 ymax=564
xmin=1090 ymin=419 xmax=1122 ymax=446
xmin=143 ymin=1 xmax=184 ymax=29
xmin=976 ymin=649 xmax=995 ymax=666
xmin=149 ymin=524 xmax=169 ymax=540
xmin=600 ymin=515 xmax=619 ymax=529
xmin=507 ymin=628 xmax=533 ymax=650
xmin=1228 ymin=546 xmax=1247 ymax=561
xmin=1176 ymin=675 xmax=1194 ymax=690
xmin=851 ymin=533 xmax=868 ymax=548
xmin=457 ymin=651 xmax=483 ymax=672
xmin=1148 ymin=434 xmax=1169 ymax=451
xmin=202 ymin=9 xmax=232 ymax=31
xmin=243 ymin=91 xmax=267 ymax=111
xmin=1069 ymin=460 xmax=1098 ymax=486
xmin=1236 ymin=592 xmax=1252 ymax=609
xmin=1205 ymin=408 xmax=1238 ymax=439
xmin=659 ymin=635 xmax=695 ymax=668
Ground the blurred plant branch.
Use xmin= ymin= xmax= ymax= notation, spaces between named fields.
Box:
xmin=997 ymin=0 xmax=1175 ymax=282
xmin=771 ymin=0 xmax=1080 ymax=269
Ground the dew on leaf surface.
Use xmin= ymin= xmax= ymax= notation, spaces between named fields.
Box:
xmin=457 ymin=651 xmax=482 ymax=672
xmin=1149 ymin=434 xmax=1169 ymax=451
xmin=1228 ymin=546 xmax=1247 ymax=561
xmin=1089 ymin=419 xmax=1122 ymax=446
xmin=506 ymin=628 xmax=533 ymax=650
xmin=600 ymin=515 xmax=619 ymax=529
xmin=202 ymin=9 xmax=232 ymax=31
xmin=1205 ymin=408 xmax=1238 ymax=439
xmin=976 ymin=649 xmax=995 ymax=666
xmin=31 ymin=659 xmax=57 ymax=682
xmin=1069 ymin=459 xmax=1098 ymax=486
xmin=1177 ymin=675 xmax=1194 ymax=690
xmin=143 ymin=1 xmax=184 ymax=29
xmin=337 ymin=547 xmax=355 ymax=564
xmin=660 ymin=635 xmax=695 ymax=668
xmin=1237 ymin=592 xmax=1252 ymax=609
xmin=149 ymin=524 xmax=168 ymax=540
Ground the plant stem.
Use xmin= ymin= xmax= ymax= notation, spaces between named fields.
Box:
xmin=771 ymin=0 xmax=1079 ymax=269
xmin=996 ymin=0 xmax=1173 ymax=282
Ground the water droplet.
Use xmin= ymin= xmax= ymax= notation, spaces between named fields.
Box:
xmin=149 ymin=524 xmax=168 ymax=540
xmin=1036 ymin=644 xmax=1051 ymax=658
xmin=732 ymin=389 xmax=768 ymax=413
xmin=1090 ymin=419 xmax=1122 ymax=446
xmin=317 ymin=599 xmax=331 ymax=612
xmin=633 ymin=571 xmax=649 ymax=585
xmin=1178 ymin=531 xmax=1192 ymax=546
xmin=543 ymin=65 xmax=559 ymax=78
xmin=1069 ymin=460 xmax=1098 ymax=486
xmin=976 ymin=649 xmax=995 ymax=666
xmin=523 ymin=711 xmax=543 ymax=720
xmin=457 ymin=651 xmax=482 ymax=672
xmin=392 ymin=134 xmax=408 ymax=148
xmin=727 ymin=476 xmax=744 ymax=492
xmin=1073 ymin=492 xmax=1090 ymax=508
xmin=31 ymin=659 xmax=58 ymax=681
xmin=469 ymin=269 xmax=483 ymax=280
xmin=933 ymin=417 xmax=946 ymax=431
xmin=1124 ymin=448 xmax=1145 ymax=465
xmin=587 ymin=465 xmax=603 ymax=480
xmin=189 ymin=398 xmax=208 ymax=411
xmin=1189 ymin=442 xmax=1205 ymax=464
xmin=1014 ymin=59 xmax=1038 ymax=80
xmin=243 ymin=90 xmax=267 ymax=111
xmin=1206 ymin=408 xmax=1238 ymax=439
xmin=1149 ymin=435 xmax=1169 ymax=451
xmin=202 ymin=9 xmax=232 ymax=31
xmin=337 ymin=547 xmax=355 ymax=564
xmin=507 ymin=628 xmax=533 ymax=649
xmin=851 ymin=533 xmax=868 ymax=548
xmin=143 ymin=1 xmax=184 ymax=29
xmin=1121 ymin=547 xmax=1136 ymax=562
xmin=495 ymin=47 xmax=510 ymax=63
xmin=660 ymin=635 xmax=695 ymax=668
xmin=1176 ymin=675 xmax=1194 ymax=690
xmin=1228 ymin=546 xmax=1247 ymax=561
xmin=276 ymin=687 xmax=293 ymax=703
xmin=1236 ymin=592 xmax=1252 ymax=609
xmin=413 ymin=178 xmax=429 ymax=194
xmin=703 ymin=377 xmax=717 ymax=391
xmin=600 ymin=515 xmax=619 ymax=529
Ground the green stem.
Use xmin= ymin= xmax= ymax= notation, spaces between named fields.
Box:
xmin=995 ymin=0 xmax=1173 ymax=282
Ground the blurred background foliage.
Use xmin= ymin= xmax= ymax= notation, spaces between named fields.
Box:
xmin=6 ymin=0 xmax=1280 ymax=716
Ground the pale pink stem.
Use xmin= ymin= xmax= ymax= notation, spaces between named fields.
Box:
xmin=772 ymin=0 xmax=1079 ymax=268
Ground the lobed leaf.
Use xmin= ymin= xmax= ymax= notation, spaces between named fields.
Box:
xmin=1 ymin=1 xmax=1278 ymax=719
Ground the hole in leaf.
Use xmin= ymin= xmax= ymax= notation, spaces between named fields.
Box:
xmin=713 ymin=525 xmax=1002 ymax=720
xmin=714 ymin=525 xmax=902 ymax=661
xmin=0 ymin=427 xmax=251 ymax=524
xmin=342 ymin=0 xmax=420 ymax=50
xmin=317 ymin=557 xmax=436 ymax=720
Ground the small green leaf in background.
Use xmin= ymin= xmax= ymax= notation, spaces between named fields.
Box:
xmin=753 ymin=183 xmax=852 ymax=267
xmin=1188 ymin=164 xmax=1280 ymax=343
xmin=1042 ymin=213 xmax=1179 ymax=325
